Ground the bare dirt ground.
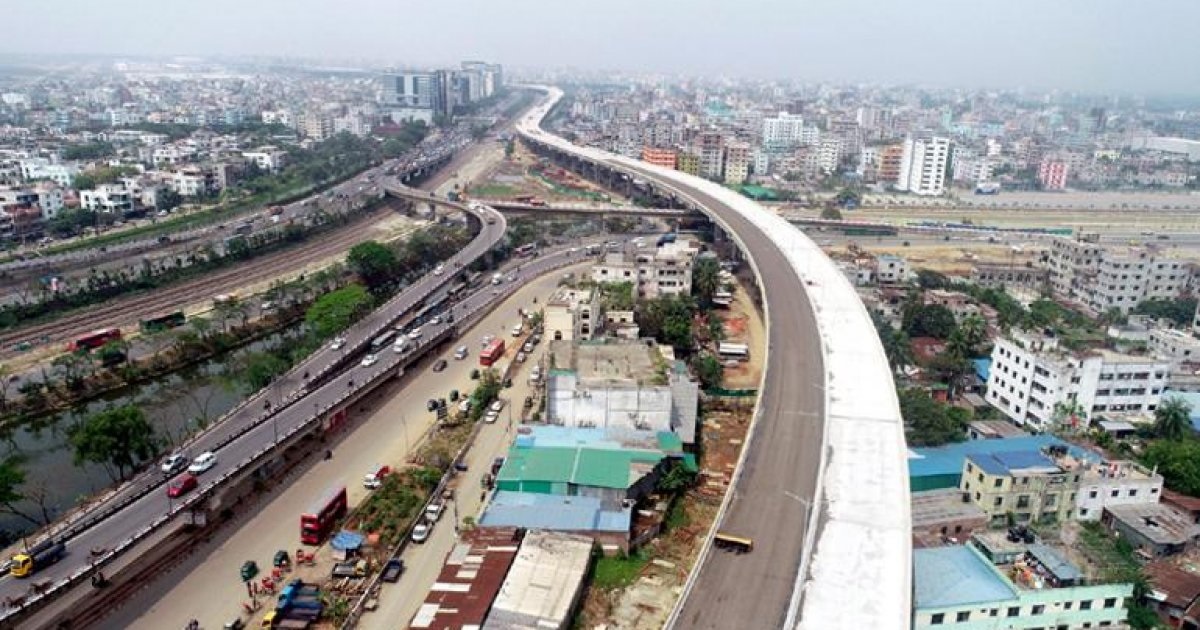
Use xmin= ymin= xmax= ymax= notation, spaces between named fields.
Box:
xmin=719 ymin=282 xmax=765 ymax=389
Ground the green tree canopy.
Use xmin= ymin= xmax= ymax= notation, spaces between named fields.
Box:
xmin=304 ymin=284 xmax=374 ymax=340
xmin=691 ymin=353 xmax=724 ymax=389
xmin=904 ymin=303 xmax=957 ymax=340
xmin=1153 ymin=396 xmax=1193 ymax=441
xmin=819 ymin=206 xmax=843 ymax=221
xmin=1134 ymin=297 xmax=1199 ymax=327
xmin=347 ymin=241 xmax=399 ymax=291
xmin=1142 ymin=439 xmax=1200 ymax=496
xmin=69 ymin=405 xmax=159 ymax=481
xmin=638 ymin=295 xmax=697 ymax=350
xmin=899 ymin=388 xmax=969 ymax=447
xmin=691 ymin=256 xmax=722 ymax=308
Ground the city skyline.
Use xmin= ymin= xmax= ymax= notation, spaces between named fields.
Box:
xmin=5 ymin=0 xmax=1200 ymax=96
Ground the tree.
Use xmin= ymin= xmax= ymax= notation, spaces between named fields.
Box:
xmin=347 ymin=241 xmax=399 ymax=291
xmin=691 ymin=257 xmax=722 ymax=308
xmin=916 ymin=269 xmax=951 ymax=290
xmin=691 ymin=353 xmax=724 ymax=389
xmin=1142 ymin=439 xmax=1200 ymax=496
xmin=898 ymin=388 xmax=969 ymax=447
xmin=656 ymin=459 xmax=697 ymax=493
xmin=1153 ymin=397 xmax=1193 ymax=441
xmin=947 ymin=314 xmax=987 ymax=358
xmin=305 ymin=284 xmax=374 ymax=340
xmin=69 ymin=405 xmax=159 ymax=481
xmin=1134 ymin=298 xmax=1199 ymax=327
xmin=52 ymin=352 xmax=90 ymax=391
xmin=156 ymin=188 xmax=183 ymax=212
xmin=904 ymin=303 xmax=957 ymax=340
xmin=0 ymin=456 xmax=44 ymax=526
xmin=819 ymin=206 xmax=843 ymax=221
xmin=638 ymin=295 xmax=697 ymax=351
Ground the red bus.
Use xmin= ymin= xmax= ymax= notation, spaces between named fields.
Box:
xmin=300 ymin=485 xmax=347 ymax=545
xmin=67 ymin=328 xmax=122 ymax=353
xmin=479 ymin=338 xmax=505 ymax=367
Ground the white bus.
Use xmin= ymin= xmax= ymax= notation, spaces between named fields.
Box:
xmin=717 ymin=342 xmax=749 ymax=361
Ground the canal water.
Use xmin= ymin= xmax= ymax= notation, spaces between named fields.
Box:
xmin=0 ymin=329 xmax=297 ymax=542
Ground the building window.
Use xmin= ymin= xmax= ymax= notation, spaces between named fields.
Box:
xmin=1089 ymin=490 xmax=1098 ymax=499
xmin=1080 ymin=508 xmax=1089 ymax=517
xmin=1111 ymin=489 xmax=1119 ymax=498
xmin=1080 ymin=600 xmax=1092 ymax=610
xmin=1104 ymin=598 xmax=1116 ymax=609
xmin=1032 ymin=604 xmax=1044 ymax=615
xmin=1064 ymin=601 xmax=1073 ymax=610
xmin=1007 ymin=606 xmax=1020 ymax=617
xmin=994 ymin=478 xmax=1002 ymax=488
xmin=989 ymin=609 xmax=998 ymax=617
xmin=956 ymin=611 xmax=970 ymax=622
xmin=930 ymin=613 xmax=944 ymax=625
xmin=994 ymin=497 xmax=1003 ymax=507
xmin=1129 ymin=489 xmax=1138 ymax=497
xmin=1017 ymin=495 xmax=1030 ymax=509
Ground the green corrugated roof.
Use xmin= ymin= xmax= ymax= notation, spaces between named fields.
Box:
xmin=656 ymin=431 xmax=683 ymax=453
xmin=497 ymin=444 xmax=668 ymax=491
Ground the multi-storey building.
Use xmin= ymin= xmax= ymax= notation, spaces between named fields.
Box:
xmin=675 ymin=151 xmax=699 ymax=176
xmin=591 ymin=238 xmax=700 ymax=299
xmin=242 ymin=147 xmax=287 ymax=173
xmin=914 ymin=542 xmax=1131 ymax=629
xmin=877 ymin=143 xmax=906 ymax=186
xmin=722 ymin=141 xmax=750 ymax=184
xmin=1149 ymin=327 xmax=1200 ymax=367
xmin=1039 ymin=159 xmax=1070 ymax=190
xmin=1044 ymin=234 xmax=1191 ymax=315
xmin=959 ymin=448 xmax=1081 ymax=525
xmin=640 ymin=147 xmax=677 ymax=169
xmin=985 ymin=330 xmax=1170 ymax=430
xmin=694 ymin=131 xmax=724 ymax=180
xmin=761 ymin=112 xmax=805 ymax=147
xmin=1074 ymin=460 xmax=1163 ymax=521
xmin=79 ymin=183 xmax=133 ymax=215
xmin=816 ymin=137 xmax=842 ymax=174
xmin=898 ymin=135 xmax=950 ymax=196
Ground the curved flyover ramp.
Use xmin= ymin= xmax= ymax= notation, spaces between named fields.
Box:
xmin=517 ymin=87 xmax=910 ymax=630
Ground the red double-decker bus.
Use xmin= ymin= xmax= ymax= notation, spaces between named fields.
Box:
xmin=67 ymin=328 xmax=122 ymax=353
xmin=300 ymin=485 xmax=347 ymax=545
xmin=479 ymin=338 xmax=505 ymax=367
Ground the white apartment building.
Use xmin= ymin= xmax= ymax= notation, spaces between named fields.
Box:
xmin=897 ymin=135 xmax=950 ymax=196
xmin=543 ymin=287 xmax=602 ymax=343
xmin=761 ymin=112 xmax=805 ymax=147
xmin=1148 ymin=327 xmax=1200 ymax=366
xmin=1045 ymin=235 xmax=1191 ymax=315
xmin=876 ymin=254 xmax=909 ymax=284
xmin=1074 ymin=460 xmax=1163 ymax=521
xmin=17 ymin=159 xmax=79 ymax=187
xmin=592 ymin=238 xmax=700 ymax=300
xmin=986 ymin=330 xmax=1170 ymax=431
xmin=816 ymin=137 xmax=842 ymax=174
xmin=79 ymin=183 xmax=133 ymax=215
xmin=242 ymin=147 xmax=287 ymax=173
xmin=171 ymin=169 xmax=213 ymax=197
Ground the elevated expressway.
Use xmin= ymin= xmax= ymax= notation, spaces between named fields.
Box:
xmin=0 ymin=185 xmax=506 ymax=625
xmin=517 ymin=88 xmax=911 ymax=629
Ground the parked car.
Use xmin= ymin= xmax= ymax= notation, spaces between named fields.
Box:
xmin=454 ymin=345 xmax=469 ymax=360
xmin=188 ymin=452 xmax=216 ymax=474
xmin=161 ymin=453 xmax=189 ymax=475
xmin=330 ymin=336 xmax=347 ymax=350
xmin=522 ymin=341 xmax=534 ymax=353
xmin=426 ymin=398 xmax=439 ymax=412
xmin=408 ymin=328 xmax=423 ymax=340
xmin=516 ymin=352 xmax=527 ymax=363
xmin=485 ymin=409 xmax=499 ymax=423
xmin=411 ymin=523 xmax=431 ymax=543
xmin=381 ymin=558 xmax=405 ymax=583
xmin=425 ymin=502 xmax=444 ymax=522
xmin=490 ymin=399 xmax=504 ymax=413
xmin=361 ymin=354 xmax=379 ymax=367
xmin=511 ymin=324 xmax=523 ymax=337
xmin=432 ymin=359 xmax=448 ymax=372
xmin=167 ymin=474 xmax=198 ymax=498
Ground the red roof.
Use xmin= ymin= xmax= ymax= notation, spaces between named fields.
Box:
xmin=1163 ymin=489 xmax=1200 ymax=516
xmin=1146 ymin=560 xmax=1200 ymax=609
xmin=409 ymin=527 xmax=522 ymax=629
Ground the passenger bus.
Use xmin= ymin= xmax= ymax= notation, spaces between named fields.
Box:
xmin=479 ymin=338 xmax=506 ymax=367
xmin=139 ymin=311 xmax=186 ymax=333
xmin=67 ymin=328 xmax=122 ymax=353
xmin=717 ymin=342 xmax=750 ymax=362
xmin=514 ymin=243 xmax=537 ymax=258
xmin=300 ymin=485 xmax=347 ymax=545
xmin=370 ymin=330 xmax=396 ymax=352
xmin=713 ymin=531 xmax=754 ymax=554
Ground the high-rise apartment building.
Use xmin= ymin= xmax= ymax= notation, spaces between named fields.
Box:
xmin=897 ymin=135 xmax=950 ymax=196
xmin=877 ymin=144 xmax=906 ymax=186
xmin=761 ymin=112 xmax=805 ymax=147
xmin=723 ymin=141 xmax=750 ymax=184
xmin=694 ymin=131 xmax=725 ymax=180
xmin=1039 ymin=160 xmax=1070 ymax=190
xmin=1044 ymin=234 xmax=1192 ymax=315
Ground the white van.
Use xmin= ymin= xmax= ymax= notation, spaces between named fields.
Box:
xmin=454 ymin=345 xmax=469 ymax=360
xmin=491 ymin=273 xmax=503 ymax=285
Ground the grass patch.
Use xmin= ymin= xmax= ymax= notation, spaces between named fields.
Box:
xmin=592 ymin=550 xmax=649 ymax=590
xmin=664 ymin=497 xmax=690 ymax=531
xmin=471 ymin=183 xmax=520 ymax=197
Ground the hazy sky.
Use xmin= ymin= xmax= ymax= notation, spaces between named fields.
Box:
xmin=5 ymin=0 xmax=1199 ymax=94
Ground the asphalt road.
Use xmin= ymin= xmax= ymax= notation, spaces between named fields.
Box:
xmin=623 ymin=163 xmax=824 ymax=630
xmin=0 ymin=187 xmax=508 ymax=618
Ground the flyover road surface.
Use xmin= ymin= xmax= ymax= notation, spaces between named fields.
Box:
xmin=0 ymin=188 xmax=507 ymax=616
xmin=114 ymin=258 xmax=585 ymax=630
xmin=630 ymin=163 xmax=825 ymax=630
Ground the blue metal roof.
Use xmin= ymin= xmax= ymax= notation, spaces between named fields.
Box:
xmin=909 ymin=435 xmax=1096 ymax=480
xmin=479 ymin=491 xmax=631 ymax=532
xmin=513 ymin=425 xmax=662 ymax=451
xmin=973 ymin=358 xmax=991 ymax=382
xmin=913 ymin=546 xmax=1017 ymax=610
xmin=968 ymin=450 xmax=1059 ymax=476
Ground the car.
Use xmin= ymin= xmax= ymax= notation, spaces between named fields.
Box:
xmin=430 ymin=315 xmax=442 ymax=325
xmin=425 ymin=502 xmax=444 ymax=522
xmin=511 ymin=324 xmax=522 ymax=337
xmin=490 ymin=399 xmax=504 ymax=413
xmin=260 ymin=301 xmax=276 ymax=311
xmin=188 ymin=452 xmax=216 ymax=474
xmin=454 ymin=345 xmax=469 ymax=360
xmin=167 ymin=474 xmax=198 ymax=498
xmin=161 ymin=453 xmax=189 ymax=475
xmin=485 ymin=409 xmax=499 ymax=423
xmin=481 ymin=334 xmax=494 ymax=348
xmin=432 ymin=359 xmax=448 ymax=372
xmin=408 ymin=328 xmax=422 ymax=340
xmin=393 ymin=340 xmax=408 ymax=354
xmin=411 ymin=523 xmax=431 ymax=543
xmin=427 ymin=398 xmax=439 ymax=412
xmin=330 ymin=336 xmax=347 ymax=350
xmin=381 ymin=558 xmax=405 ymax=583
xmin=361 ymin=354 xmax=379 ymax=367
xmin=522 ymin=342 xmax=534 ymax=353
xmin=223 ymin=619 xmax=246 ymax=630
xmin=458 ymin=399 xmax=471 ymax=413
xmin=433 ymin=264 xmax=445 ymax=275
xmin=515 ymin=351 xmax=527 ymax=363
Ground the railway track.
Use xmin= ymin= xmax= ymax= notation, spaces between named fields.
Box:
xmin=0 ymin=202 xmax=404 ymax=357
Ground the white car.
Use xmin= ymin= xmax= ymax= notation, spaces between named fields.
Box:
xmin=411 ymin=523 xmax=431 ymax=543
xmin=361 ymin=354 xmax=379 ymax=367
xmin=392 ymin=340 xmax=408 ymax=354
xmin=458 ymin=399 xmax=472 ymax=413
xmin=408 ymin=328 xmax=422 ymax=340
xmin=425 ymin=502 xmax=444 ymax=522
xmin=330 ymin=337 xmax=347 ymax=350
xmin=454 ymin=345 xmax=469 ymax=360
xmin=161 ymin=453 xmax=189 ymax=475
xmin=188 ymin=452 xmax=216 ymax=474
xmin=490 ymin=399 xmax=504 ymax=413
xmin=511 ymin=324 xmax=522 ymax=337
xmin=481 ymin=334 xmax=495 ymax=348
xmin=430 ymin=315 xmax=442 ymax=325
xmin=485 ymin=410 xmax=499 ymax=423
xmin=433 ymin=264 xmax=445 ymax=275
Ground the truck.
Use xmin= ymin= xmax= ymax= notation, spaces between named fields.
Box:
xmin=10 ymin=539 xmax=66 ymax=577
xmin=277 ymin=579 xmax=318 ymax=603
xmin=261 ymin=608 xmax=318 ymax=629
xmin=381 ymin=558 xmax=405 ymax=583
xmin=363 ymin=464 xmax=391 ymax=489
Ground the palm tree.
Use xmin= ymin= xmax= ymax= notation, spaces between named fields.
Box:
xmin=949 ymin=314 xmax=987 ymax=358
xmin=883 ymin=329 xmax=915 ymax=376
xmin=189 ymin=315 xmax=213 ymax=344
xmin=1154 ymin=397 xmax=1193 ymax=441
xmin=691 ymin=257 xmax=722 ymax=307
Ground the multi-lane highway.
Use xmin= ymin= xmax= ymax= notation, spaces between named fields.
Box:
xmin=0 ymin=187 xmax=506 ymax=620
